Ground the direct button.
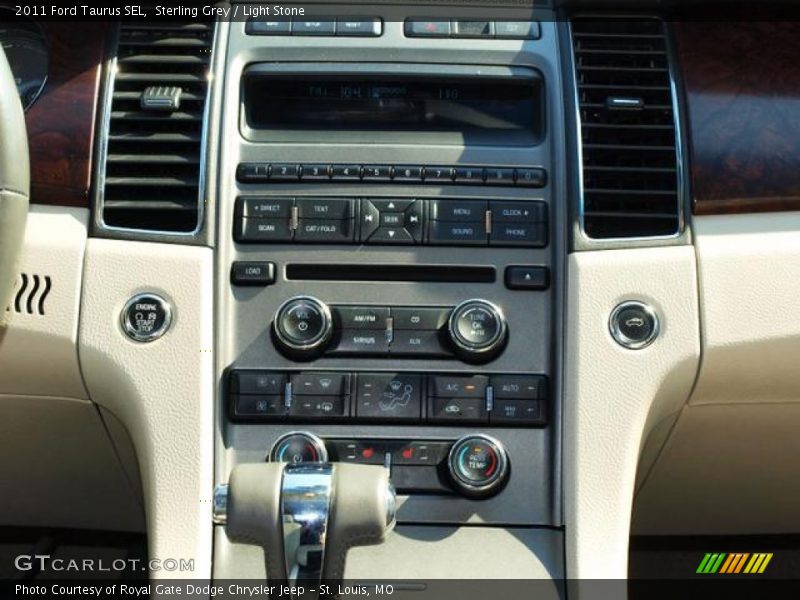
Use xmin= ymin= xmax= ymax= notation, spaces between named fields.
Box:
xmin=121 ymin=293 xmax=172 ymax=342
xmin=236 ymin=197 xmax=293 ymax=219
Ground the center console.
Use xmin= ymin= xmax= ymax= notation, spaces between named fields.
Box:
xmin=214 ymin=7 xmax=565 ymax=557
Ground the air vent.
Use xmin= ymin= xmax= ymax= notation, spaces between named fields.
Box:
xmin=572 ymin=18 xmax=681 ymax=239
xmin=100 ymin=21 xmax=215 ymax=233
xmin=4 ymin=274 xmax=52 ymax=316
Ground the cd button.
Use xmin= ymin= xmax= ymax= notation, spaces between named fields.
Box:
xmin=391 ymin=307 xmax=450 ymax=330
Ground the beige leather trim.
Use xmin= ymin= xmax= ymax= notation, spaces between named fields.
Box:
xmin=0 ymin=205 xmax=88 ymax=398
xmin=634 ymin=402 xmax=800 ymax=535
xmin=79 ymin=239 xmax=214 ymax=579
xmin=634 ymin=213 xmax=800 ymax=535
xmin=691 ymin=212 xmax=800 ymax=405
xmin=564 ymin=246 xmax=700 ymax=578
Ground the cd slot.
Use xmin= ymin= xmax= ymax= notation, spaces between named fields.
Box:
xmin=285 ymin=264 xmax=495 ymax=283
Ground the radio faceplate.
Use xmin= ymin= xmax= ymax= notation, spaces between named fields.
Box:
xmin=215 ymin=13 xmax=565 ymax=529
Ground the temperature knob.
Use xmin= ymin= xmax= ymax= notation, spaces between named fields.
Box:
xmin=272 ymin=296 xmax=333 ymax=360
xmin=268 ymin=432 xmax=328 ymax=464
xmin=447 ymin=299 xmax=508 ymax=363
xmin=447 ymin=434 xmax=509 ymax=498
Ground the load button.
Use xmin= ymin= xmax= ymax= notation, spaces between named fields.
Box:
xmin=121 ymin=293 xmax=172 ymax=342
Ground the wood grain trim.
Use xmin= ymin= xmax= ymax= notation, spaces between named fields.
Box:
xmin=674 ymin=20 xmax=800 ymax=215
xmin=24 ymin=22 xmax=107 ymax=208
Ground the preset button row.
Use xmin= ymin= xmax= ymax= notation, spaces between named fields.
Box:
xmin=237 ymin=163 xmax=547 ymax=188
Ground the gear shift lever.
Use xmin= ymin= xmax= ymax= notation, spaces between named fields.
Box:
xmin=214 ymin=462 xmax=395 ymax=599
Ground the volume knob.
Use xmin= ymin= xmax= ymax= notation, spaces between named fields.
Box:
xmin=447 ymin=299 xmax=508 ymax=363
xmin=272 ymin=296 xmax=333 ymax=360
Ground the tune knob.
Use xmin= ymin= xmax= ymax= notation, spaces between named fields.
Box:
xmin=268 ymin=431 xmax=328 ymax=464
xmin=447 ymin=434 xmax=509 ymax=498
xmin=446 ymin=299 xmax=508 ymax=363
xmin=272 ymin=296 xmax=333 ymax=360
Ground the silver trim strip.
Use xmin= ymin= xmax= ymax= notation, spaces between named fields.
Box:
xmin=94 ymin=21 xmax=219 ymax=240
xmin=569 ymin=17 xmax=686 ymax=244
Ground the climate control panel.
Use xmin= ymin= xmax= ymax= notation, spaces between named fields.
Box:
xmin=267 ymin=431 xmax=511 ymax=499
xmin=229 ymin=369 xmax=547 ymax=426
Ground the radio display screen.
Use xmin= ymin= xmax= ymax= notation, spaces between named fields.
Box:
xmin=243 ymin=72 xmax=542 ymax=144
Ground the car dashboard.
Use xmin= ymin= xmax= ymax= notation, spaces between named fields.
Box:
xmin=1 ymin=0 xmax=800 ymax=593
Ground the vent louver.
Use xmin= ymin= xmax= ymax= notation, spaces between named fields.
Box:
xmin=100 ymin=21 xmax=214 ymax=233
xmin=572 ymin=18 xmax=681 ymax=239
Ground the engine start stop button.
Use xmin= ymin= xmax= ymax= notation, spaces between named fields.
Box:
xmin=121 ymin=293 xmax=172 ymax=342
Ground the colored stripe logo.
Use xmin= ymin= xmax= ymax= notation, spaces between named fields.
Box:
xmin=697 ymin=552 xmax=773 ymax=574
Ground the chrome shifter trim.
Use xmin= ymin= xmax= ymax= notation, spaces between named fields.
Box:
xmin=281 ymin=463 xmax=334 ymax=600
